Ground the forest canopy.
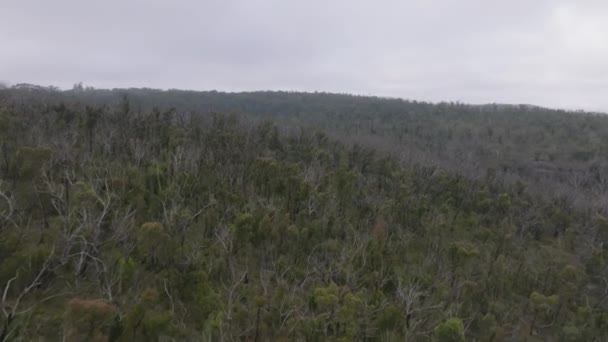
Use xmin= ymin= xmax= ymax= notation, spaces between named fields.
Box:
xmin=0 ymin=86 xmax=607 ymax=341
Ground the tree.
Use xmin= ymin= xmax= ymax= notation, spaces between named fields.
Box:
xmin=434 ymin=317 xmax=465 ymax=342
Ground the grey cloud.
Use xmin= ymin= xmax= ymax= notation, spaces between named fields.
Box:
xmin=1 ymin=0 xmax=607 ymax=111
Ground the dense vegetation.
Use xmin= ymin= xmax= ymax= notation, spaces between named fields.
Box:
xmin=1 ymin=85 xmax=607 ymax=341
xmin=20 ymin=84 xmax=608 ymax=210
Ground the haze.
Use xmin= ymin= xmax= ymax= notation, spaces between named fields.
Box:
xmin=1 ymin=0 xmax=607 ymax=112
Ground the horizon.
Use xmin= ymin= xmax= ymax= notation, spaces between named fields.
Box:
xmin=3 ymin=80 xmax=606 ymax=115
xmin=1 ymin=1 xmax=607 ymax=113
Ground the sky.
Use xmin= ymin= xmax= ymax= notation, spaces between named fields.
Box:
xmin=1 ymin=0 xmax=607 ymax=112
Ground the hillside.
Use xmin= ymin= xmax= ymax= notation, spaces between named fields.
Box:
xmin=9 ymin=85 xmax=608 ymax=210
xmin=0 ymin=86 xmax=607 ymax=340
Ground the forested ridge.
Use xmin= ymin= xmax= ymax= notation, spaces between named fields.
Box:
xmin=16 ymin=84 xmax=608 ymax=210
xmin=0 ymin=85 xmax=607 ymax=341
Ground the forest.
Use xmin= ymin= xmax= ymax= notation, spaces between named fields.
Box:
xmin=1 ymin=84 xmax=608 ymax=341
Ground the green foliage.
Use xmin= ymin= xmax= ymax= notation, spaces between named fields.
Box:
xmin=448 ymin=241 xmax=479 ymax=267
xmin=122 ymin=289 xmax=176 ymax=340
xmin=231 ymin=212 xmax=257 ymax=245
xmin=434 ymin=317 xmax=465 ymax=342
xmin=312 ymin=283 xmax=340 ymax=309
xmin=375 ymin=303 xmax=403 ymax=333
xmin=117 ymin=256 xmax=136 ymax=282
xmin=135 ymin=222 xmax=175 ymax=267
xmin=64 ymin=298 xmax=116 ymax=341
xmin=14 ymin=145 xmax=54 ymax=179
xmin=562 ymin=324 xmax=581 ymax=341
xmin=529 ymin=291 xmax=559 ymax=311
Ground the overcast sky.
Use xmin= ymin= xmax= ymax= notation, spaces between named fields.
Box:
xmin=1 ymin=0 xmax=607 ymax=111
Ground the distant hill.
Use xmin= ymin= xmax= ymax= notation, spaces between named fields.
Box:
xmin=5 ymin=86 xmax=608 ymax=210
